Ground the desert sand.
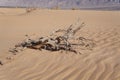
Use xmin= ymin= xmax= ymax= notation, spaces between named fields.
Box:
xmin=0 ymin=8 xmax=120 ymax=80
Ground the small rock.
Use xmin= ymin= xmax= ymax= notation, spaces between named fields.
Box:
xmin=0 ymin=61 xmax=3 ymax=65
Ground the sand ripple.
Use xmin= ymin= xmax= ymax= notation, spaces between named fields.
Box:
xmin=0 ymin=9 xmax=120 ymax=80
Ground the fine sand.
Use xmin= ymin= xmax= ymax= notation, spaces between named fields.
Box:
xmin=0 ymin=8 xmax=120 ymax=80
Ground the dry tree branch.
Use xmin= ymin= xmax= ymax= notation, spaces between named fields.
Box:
xmin=9 ymin=21 xmax=95 ymax=54
xmin=73 ymin=22 xmax=85 ymax=35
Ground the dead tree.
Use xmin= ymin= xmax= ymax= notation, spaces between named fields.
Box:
xmin=9 ymin=22 xmax=95 ymax=54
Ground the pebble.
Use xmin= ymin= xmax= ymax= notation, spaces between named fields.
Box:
xmin=0 ymin=61 xmax=3 ymax=65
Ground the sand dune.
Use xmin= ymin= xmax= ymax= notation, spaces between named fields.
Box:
xmin=0 ymin=8 xmax=120 ymax=80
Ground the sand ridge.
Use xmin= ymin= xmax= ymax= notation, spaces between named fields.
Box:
xmin=0 ymin=8 xmax=120 ymax=80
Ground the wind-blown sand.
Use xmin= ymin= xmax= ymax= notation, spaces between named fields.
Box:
xmin=0 ymin=8 xmax=120 ymax=80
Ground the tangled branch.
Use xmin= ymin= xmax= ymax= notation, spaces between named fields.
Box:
xmin=9 ymin=22 xmax=95 ymax=54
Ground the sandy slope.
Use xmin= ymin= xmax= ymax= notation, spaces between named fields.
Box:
xmin=0 ymin=8 xmax=120 ymax=80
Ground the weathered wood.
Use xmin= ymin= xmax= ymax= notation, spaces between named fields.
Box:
xmin=9 ymin=22 xmax=95 ymax=54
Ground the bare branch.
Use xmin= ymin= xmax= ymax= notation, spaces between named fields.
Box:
xmin=9 ymin=21 xmax=95 ymax=54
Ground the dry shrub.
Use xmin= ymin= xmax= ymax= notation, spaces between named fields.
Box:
xmin=26 ymin=8 xmax=37 ymax=13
